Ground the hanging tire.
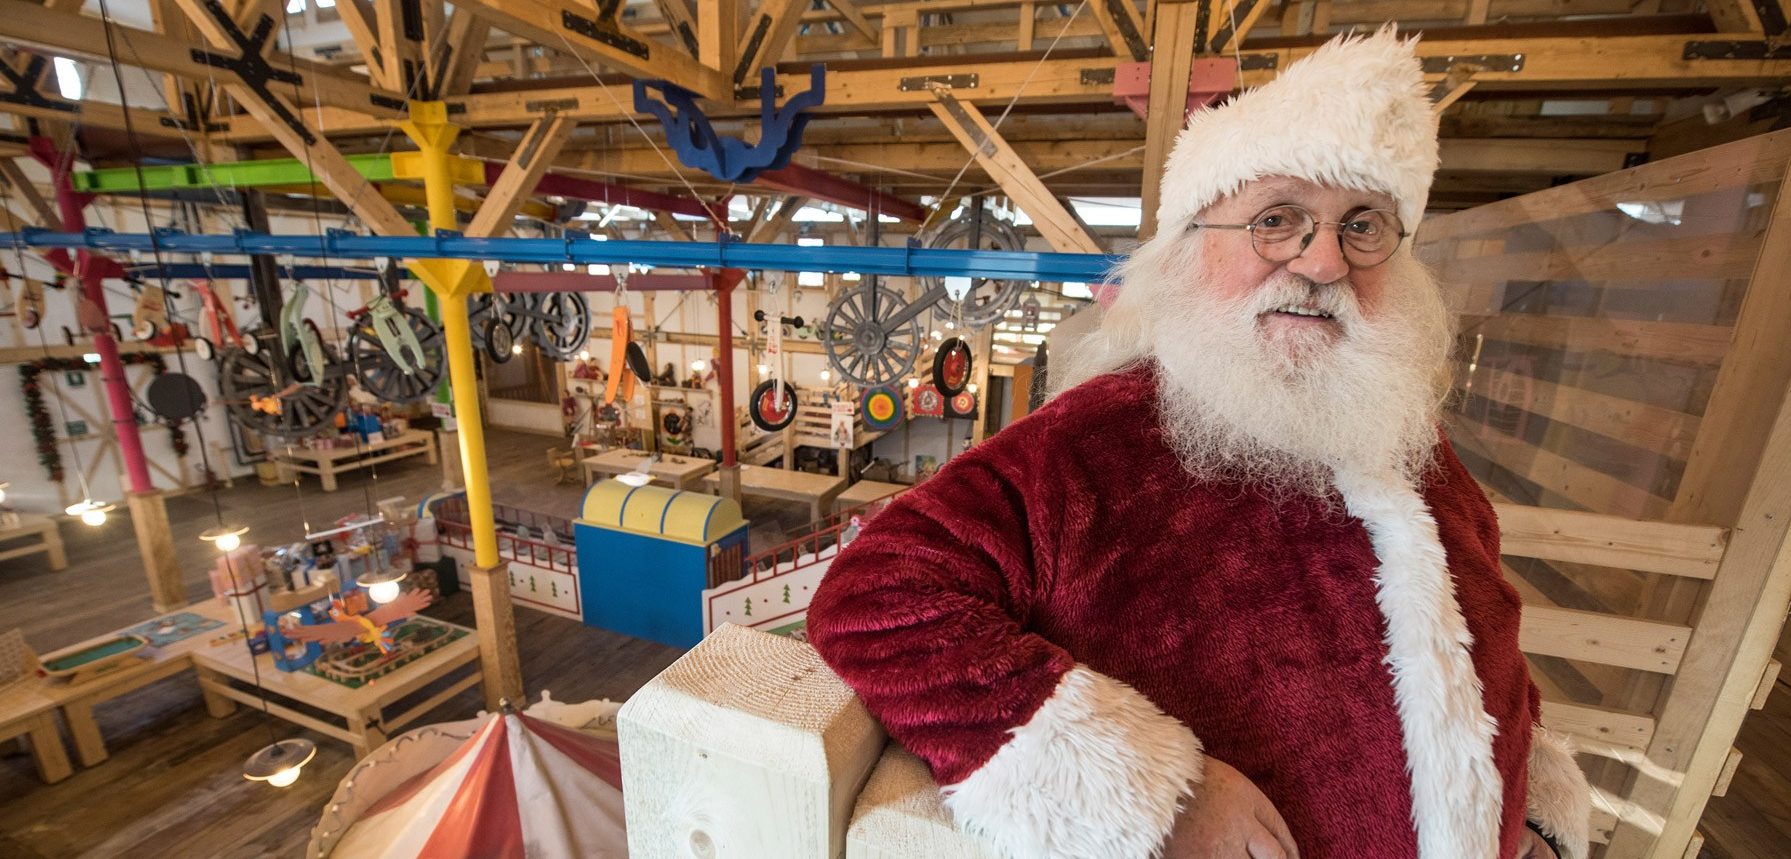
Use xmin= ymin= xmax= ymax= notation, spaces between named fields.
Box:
xmin=933 ymin=337 xmax=973 ymax=395
xmin=624 ymin=341 xmax=652 ymax=385
xmin=749 ymin=379 xmax=798 ymax=432
xmin=483 ymin=316 xmax=515 ymax=363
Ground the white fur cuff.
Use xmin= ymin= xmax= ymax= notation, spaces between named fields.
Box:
xmin=1527 ymin=726 xmax=1591 ymax=859
xmin=941 ymin=665 xmax=1203 ymax=859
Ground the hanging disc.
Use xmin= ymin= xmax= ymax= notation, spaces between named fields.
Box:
xmin=625 ymin=341 xmax=652 ymax=384
xmin=860 ymin=386 xmax=904 ymax=431
xmin=146 ymin=372 xmax=208 ymax=422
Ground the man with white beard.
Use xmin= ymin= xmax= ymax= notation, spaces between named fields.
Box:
xmin=807 ymin=28 xmax=1591 ymax=859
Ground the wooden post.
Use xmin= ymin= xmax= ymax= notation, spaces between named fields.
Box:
xmin=1139 ymin=1 xmax=1203 ymax=241
xmin=466 ymin=561 xmax=524 ymax=711
xmin=126 ymin=489 xmax=186 ymax=613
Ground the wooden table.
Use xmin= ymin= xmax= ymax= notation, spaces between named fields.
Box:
xmin=701 ymin=464 xmax=847 ymax=523
xmin=580 ymin=447 xmax=716 ymax=491
xmin=0 ymin=513 xmax=67 ymax=571
xmin=0 ymin=681 xmax=73 ymax=783
xmin=44 ymin=599 xmax=482 ymax=764
xmin=833 ymin=480 xmax=907 ymax=515
xmin=272 ymin=428 xmax=439 ymax=492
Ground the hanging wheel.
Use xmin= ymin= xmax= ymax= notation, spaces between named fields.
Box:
xmin=133 ymin=319 xmax=158 ymax=341
xmin=287 ymin=318 xmax=328 ymax=383
xmin=822 ymin=283 xmax=922 ymax=388
xmin=220 ymin=331 xmax=345 ymax=438
xmin=194 ymin=337 xmax=215 ymax=362
xmin=484 ymin=316 xmax=516 ymax=363
xmin=920 ymin=217 xmax=1030 ymax=328
xmin=348 ymin=308 xmax=446 ymax=404
xmin=933 ymin=337 xmax=973 ymax=395
xmin=749 ymin=379 xmax=799 ymax=431
xmin=531 ymin=292 xmax=591 ymax=360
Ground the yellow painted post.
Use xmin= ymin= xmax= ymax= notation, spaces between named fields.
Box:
xmin=400 ymin=101 xmax=522 ymax=707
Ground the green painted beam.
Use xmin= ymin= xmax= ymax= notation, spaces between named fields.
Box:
xmin=72 ymin=153 xmax=397 ymax=193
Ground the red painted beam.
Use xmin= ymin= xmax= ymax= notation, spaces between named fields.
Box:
xmin=753 ymin=163 xmax=929 ymax=223
xmin=479 ymin=162 xmax=726 ymax=223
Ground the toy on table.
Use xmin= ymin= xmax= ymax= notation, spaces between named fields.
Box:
xmin=38 ymin=634 xmax=149 ymax=685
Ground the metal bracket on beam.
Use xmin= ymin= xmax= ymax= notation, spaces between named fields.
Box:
xmin=1419 ymin=54 xmax=1524 ymax=74
xmin=0 ymin=55 xmax=78 ymax=114
xmin=1080 ymin=68 xmax=1116 ymax=86
xmin=1683 ymin=41 xmax=1791 ymax=60
xmin=899 ymin=73 xmax=978 ymax=92
xmin=524 ymin=97 xmax=580 ymax=114
xmin=1206 ymin=0 xmax=1258 ymax=56
xmin=1239 ymin=53 xmax=1278 ymax=71
xmin=188 ymin=1 xmax=316 ymax=143
xmin=561 ymin=6 xmax=651 ymax=60
xmin=1102 ymin=0 xmax=1150 ymax=61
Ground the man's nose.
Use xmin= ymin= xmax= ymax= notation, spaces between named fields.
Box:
xmin=1285 ymin=229 xmax=1350 ymax=285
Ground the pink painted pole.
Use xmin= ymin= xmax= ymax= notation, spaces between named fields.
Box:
xmin=31 ymin=137 xmax=154 ymax=493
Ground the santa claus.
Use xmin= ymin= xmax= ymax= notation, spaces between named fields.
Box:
xmin=806 ymin=27 xmax=1592 ymax=859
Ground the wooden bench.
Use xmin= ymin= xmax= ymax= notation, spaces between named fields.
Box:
xmin=0 ymin=683 xmax=73 ymax=784
xmin=700 ymin=464 xmax=847 ymax=523
xmin=0 ymin=513 xmax=67 ymax=571
xmin=272 ymin=429 xmax=439 ymax=492
xmin=833 ymin=480 xmax=907 ymax=515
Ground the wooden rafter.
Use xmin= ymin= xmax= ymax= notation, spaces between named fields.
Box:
xmin=453 ymin=0 xmax=729 ymax=100
xmin=434 ymin=10 xmax=492 ymax=97
xmin=699 ymin=0 xmax=739 ymax=76
xmin=465 ymin=112 xmax=577 ymax=237
xmin=1207 ymin=0 xmax=1275 ymax=56
xmin=927 ymin=86 xmax=1104 ymax=254
xmin=375 ymin=0 xmax=426 ymax=97
xmin=732 ymin=0 xmax=808 ymax=88
xmin=1087 ymin=0 xmax=1150 ymax=62
xmin=0 ymin=157 xmax=54 ymax=227
xmin=653 ymin=0 xmax=701 ymax=58
xmin=335 ymin=0 xmax=388 ymax=89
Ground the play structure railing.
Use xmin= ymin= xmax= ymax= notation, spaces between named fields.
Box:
xmin=738 ymin=490 xmax=909 ymax=583
xmin=433 ymin=497 xmax=576 ymax=575
xmin=1415 ymin=129 xmax=1791 ymax=859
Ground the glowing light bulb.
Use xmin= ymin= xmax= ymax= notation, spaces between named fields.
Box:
xmin=691 ymin=359 xmax=707 ymax=372
xmin=80 ymin=507 xmax=106 ymax=527
xmin=511 ymin=343 xmax=523 ymax=355
xmin=757 ymin=364 xmax=770 ymax=375
xmin=820 ymin=369 xmax=832 ymax=382
xmin=367 ymin=579 xmax=402 ymax=604
xmin=907 ymin=378 xmax=920 ymax=389
xmin=266 ymin=765 xmax=302 ymax=788
xmin=967 ymin=383 xmax=979 ymax=395
xmin=930 ymin=330 xmax=943 ymax=341
xmin=215 ymin=531 xmax=242 ymax=552
xmin=577 ymin=350 xmax=591 ymax=361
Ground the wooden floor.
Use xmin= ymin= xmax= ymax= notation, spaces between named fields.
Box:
xmin=2 ymin=427 xmax=1788 ymax=857
xmin=0 ymin=427 xmax=814 ymax=858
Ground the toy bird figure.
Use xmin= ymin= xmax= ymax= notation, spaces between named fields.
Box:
xmin=280 ymin=589 xmax=433 ymax=652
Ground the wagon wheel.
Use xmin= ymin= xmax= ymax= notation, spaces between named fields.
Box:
xmin=220 ymin=330 xmax=345 ymax=438
xmin=530 ymin=292 xmax=590 ymax=360
xmin=749 ymin=379 xmax=799 ymax=431
xmin=347 ymin=308 xmax=446 ymax=404
xmin=822 ymin=283 xmax=922 ymax=388
xmin=920 ymin=217 xmax=1030 ymax=328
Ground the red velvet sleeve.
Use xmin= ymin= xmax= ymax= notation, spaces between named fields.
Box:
xmin=805 ymin=442 xmax=1076 ymax=787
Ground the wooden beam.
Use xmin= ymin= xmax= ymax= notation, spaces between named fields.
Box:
xmin=1540 ymin=699 xmax=1656 ymax=751
xmin=926 ymin=87 xmax=1104 ymax=254
xmin=1139 ymin=1 xmax=1201 ymax=239
xmin=699 ymin=0 xmax=738 ymax=75
xmin=653 ymin=0 xmax=701 ymax=58
xmin=1208 ymin=0 xmax=1274 ymax=57
xmin=1520 ymin=604 xmax=1689 ymax=674
xmin=435 ymin=10 xmax=492 ymax=97
xmin=375 ymin=0 xmax=425 ymax=96
xmin=820 ymin=0 xmax=880 ymax=45
xmin=745 ymin=195 xmax=806 ymax=243
xmin=454 ymin=0 xmax=729 ymax=100
xmin=466 ymin=112 xmax=576 ymax=238
xmin=335 ymin=0 xmax=388 ymax=89
xmin=1493 ymin=503 xmax=1726 ymax=580
xmin=1087 ymin=0 xmax=1149 ymax=61
xmin=0 ymin=157 xmax=57 ymax=228
xmin=1703 ymin=0 xmax=1766 ymax=32
xmin=732 ymin=0 xmax=808 ymax=88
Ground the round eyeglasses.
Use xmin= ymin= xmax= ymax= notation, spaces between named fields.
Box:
xmin=1189 ymin=205 xmax=1409 ymax=269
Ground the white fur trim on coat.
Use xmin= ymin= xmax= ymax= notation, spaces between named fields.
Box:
xmin=1156 ymin=26 xmax=1439 ymax=233
xmin=1527 ymin=727 xmax=1591 ymax=859
xmin=941 ymin=665 xmax=1204 ymax=859
xmin=1333 ymin=469 xmax=1504 ymax=859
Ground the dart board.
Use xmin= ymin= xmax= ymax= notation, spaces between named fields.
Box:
xmin=860 ymin=386 xmax=904 ymax=431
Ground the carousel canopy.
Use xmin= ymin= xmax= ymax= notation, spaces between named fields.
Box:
xmin=330 ymin=711 xmax=625 ymax=858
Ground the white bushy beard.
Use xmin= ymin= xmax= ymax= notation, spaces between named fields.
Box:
xmin=1148 ymin=252 xmax=1453 ymax=498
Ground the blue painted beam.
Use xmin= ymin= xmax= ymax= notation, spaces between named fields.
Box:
xmin=129 ymin=264 xmax=387 ymax=280
xmin=2 ymin=228 xmax=1124 ymax=284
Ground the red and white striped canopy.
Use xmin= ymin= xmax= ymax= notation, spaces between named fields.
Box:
xmin=332 ymin=711 xmax=626 ymax=858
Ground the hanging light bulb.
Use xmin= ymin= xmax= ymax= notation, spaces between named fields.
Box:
xmin=65 ymin=498 xmax=114 ymax=527
xmin=244 ymin=738 xmax=315 ymax=788
xmin=967 ymin=383 xmax=979 ymax=395
xmin=820 ymin=369 xmax=832 ymax=383
xmin=757 ymin=363 xmax=770 ymax=376
xmin=930 ymin=330 xmax=943 ymax=341
xmin=908 ymin=377 xmax=920 ymax=389
xmin=511 ymin=342 xmax=523 ymax=356
xmin=691 ymin=359 xmax=707 ymax=373
xmin=201 ymin=525 xmax=251 ymax=553
xmin=577 ymin=349 xmax=591 ymax=362
xmin=356 ymin=568 xmax=408 ymax=604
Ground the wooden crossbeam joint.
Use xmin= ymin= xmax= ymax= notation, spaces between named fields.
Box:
xmin=185 ymin=0 xmax=379 ymax=145
xmin=1207 ymin=0 xmax=1259 ymax=56
xmin=560 ymin=1 xmax=653 ymax=63
xmin=0 ymin=54 xmax=75 ymax=116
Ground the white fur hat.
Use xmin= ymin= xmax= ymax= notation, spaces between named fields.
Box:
xmin=1155 ymin=26 xmax=1438 ymax=234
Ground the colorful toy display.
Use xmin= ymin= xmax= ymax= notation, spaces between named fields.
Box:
xmin=122 ymin=612 xmax=226 ymax=648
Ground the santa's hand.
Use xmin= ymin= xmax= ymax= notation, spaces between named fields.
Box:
xmin=1161 ymin=756 xmax=1300 ymax=859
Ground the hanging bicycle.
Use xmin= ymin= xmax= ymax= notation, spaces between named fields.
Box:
xmin=750 ymin=274 xmax=802 ymax=432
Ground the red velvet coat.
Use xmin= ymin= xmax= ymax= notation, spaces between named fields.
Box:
xmin=807 ymin=366 xmax=1590 ymax=859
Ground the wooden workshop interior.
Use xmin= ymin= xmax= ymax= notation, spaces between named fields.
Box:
xmin=0 ymin=1 xmax=1786 ymax=857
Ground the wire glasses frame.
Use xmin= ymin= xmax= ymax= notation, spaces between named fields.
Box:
xmin=1189 ymin=204 xmax=1410 ymax=269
